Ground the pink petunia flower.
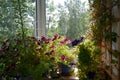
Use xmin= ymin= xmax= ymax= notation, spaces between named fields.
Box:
xmin=41 ymin=36 xmax=46 ymax=41
xmin=52 ymin=34 xmax=59 ymax=41
xmin=50 ymin=46 xmax=56 ymax=48
xmin=45 ymin=38 xmax=52 ymax=44
xmin=60 ymin=41 xmax=65 ymax=44
xmin=61 ymin=55 xmax=66 ymax=60
xmin=64 ymin=38 xmax=71 ymax=44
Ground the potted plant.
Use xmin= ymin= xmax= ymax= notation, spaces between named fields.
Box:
xmin=49 ymin=34 xmax=75 ymax=77
xmin=0 ymin=34 xmax=76 ymax=79
xmin=77 ymin=39 xmax=101 ymax=80
xmin=0 ymin=36 xmax=51 ymax=80
xmin=35 ymin=34 xmax=76 ymax=78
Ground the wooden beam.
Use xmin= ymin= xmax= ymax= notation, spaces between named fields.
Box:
xmin=104 ymin=69 xmax=117 ymax=80
xmin=118 ymin=22 xmax=120 ymax=80
xmin=118 ymin=5 xmax=120 ymax=80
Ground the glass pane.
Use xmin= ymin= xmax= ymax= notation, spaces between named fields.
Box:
xmin=46 ymin=0 xmax=89 ymax=40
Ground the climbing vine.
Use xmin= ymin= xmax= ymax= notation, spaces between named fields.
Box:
xmin=88 ymin=0 xmax=119 ymax=44
xmin=88 ymin=0 xmax=120 ymax=77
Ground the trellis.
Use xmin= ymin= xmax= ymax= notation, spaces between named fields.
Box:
xmin=89 ymin=0 xmax=120 ymax=80
xmin=100 ymin=1 xmax=120 ymax=80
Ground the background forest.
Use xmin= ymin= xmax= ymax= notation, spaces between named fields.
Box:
xmin=46 ymin=0 xmax=89 ymax=40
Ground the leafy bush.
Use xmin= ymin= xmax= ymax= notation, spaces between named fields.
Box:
xmin=78 ymin=39 xmax=101 ymax=80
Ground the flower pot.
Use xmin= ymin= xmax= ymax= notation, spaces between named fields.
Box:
xmin=87 ymin=71 xmax=96 ymax=79
xmin=58 ymin=63 xmax=71 ymax=76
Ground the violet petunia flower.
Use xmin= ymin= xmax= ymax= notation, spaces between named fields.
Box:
xmin=72 ymin=37 xmax=84 ymax=47
xmin=71 ymin=39 xmax=79 ymax=47
xmin=41 ymin=36 xmax=46 ymax=42
xmin=79 ymin=37 xmax=84 ymax=42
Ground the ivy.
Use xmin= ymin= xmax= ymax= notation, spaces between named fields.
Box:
xmin=103 ymin=32 xmax=118 ymax=42
xmin=89 ymin=0 xmax=119 ymax=44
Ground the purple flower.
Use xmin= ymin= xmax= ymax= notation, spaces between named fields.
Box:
xmin=79 ymin=37 xmax=84 ymax=42
xmin=41 ymin=36 xmax=46 ymax=41
xmin=72 ymin=37 xmax=84 ymax=47
xmin=45 ymin=38 xmax=52 ymax=44
xmin=52 ymin=34 xmax=59 ymax=41
xmin=71 ymin=39 xmax=79 ymax=46
xmin=48 ymin=38 xmax=52 ymax=42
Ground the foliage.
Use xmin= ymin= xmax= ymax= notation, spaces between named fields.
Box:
xmin=77 ymin=39 xmax=101 ymax=80
xmin=37 ymin=34 xmax=75 ymax=66
xmin=88 ymin=1 xmax=119 ymax=75
xmin=0 ymin=37 xmax=43 ymax=79
xmin=0 ymin=34 xmax=76 ymax=79
xmin=103 ymin=32 xmax=118 ymax=42
xmin=88 ymin=0 xmax=119 ymax=44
